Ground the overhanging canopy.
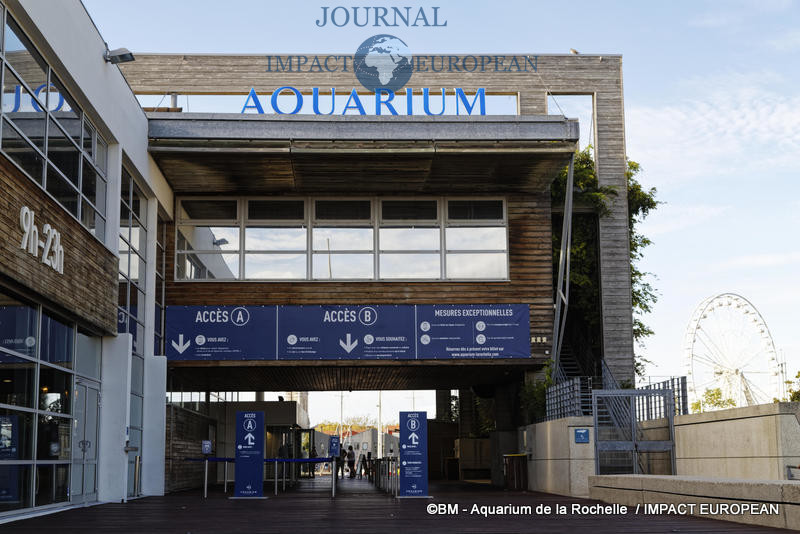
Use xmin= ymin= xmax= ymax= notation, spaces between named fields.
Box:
xmin=147 ymin=113 xmax=578 ymax=194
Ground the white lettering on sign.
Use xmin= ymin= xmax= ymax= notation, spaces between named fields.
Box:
xmin=195 ymin=309 xmax=230 ymax=323
xmin=323 ymin=309 xmax=357 ymax=322
xmin=19 ymin=206 xmax=64 ymax=274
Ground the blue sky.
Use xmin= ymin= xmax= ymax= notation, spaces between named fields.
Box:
xmin=83 ymin=0 xmax=800 ymax=420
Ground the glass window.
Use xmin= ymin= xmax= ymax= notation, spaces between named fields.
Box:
xmin=3 ymin=18 xmax=48 ymax=101
xmin=38 ymin=367 xmax=72 ymax=414
xmin=129 ymin=394 xmax=143 ymax=427
xmin=181 ymin=199 xmax=237 ymax=220
xmin=46 ymin=118 xmax=80 ymax=183
xmin=75 ymin=332 xmax=101 ymax=380
xmin=81 ymin=159 xmax=106 ymax=214
xmin=82 ymin=119 xmax=95 ymax=156
xmin=0 ymin=290 xmax=38 ymax=357
xmin=132 ymin=183 xmax=147 ymax=225
xmin=312 ymin=254 xmax=373 ymax=279
xmin=248 ymin=199 xmax=304 ymax=220
xmin=45 ymin=164 xmax=79 ymax=217
xmin=96 ymin=134 xmax=108 ymax=174
xmin=245 ymin=254 xmax=306 ymax=279
xmin=40 ymin=311 xmax=74 ymax=369
xmin=2 ymin=66 xmax=46 ymax=150
xmin=1 ymin=118 xmax=44 ymax=183
xmin=178 ymin=226 xmax=239 ymax=251
xmin=446 ymin=253 xmax=507 ymax=279
xmin=0 ymin=465 xmax=32 ymax=512
xmin=312 ymin=228 xmax=372 ymax=251
xmin=36 ymin=414 xmax=70 ymax=461
xmin=245 ymin=227 xmax=305 ymax=251
xmin=379 ymin=228 xmax=439 ymax=251
xmin=176 ymin=253 xmax=239 ymax=280
xmin=448 ymin=200 xmax=504 ymax=221
xmin=446 ymin=227 xmax=507 ymax=250
xmin=80 ymin=201 xmax=105 ymax=241
xmin=315 ymin=200 xmax=371 ymax=220
xmin=0 ymin=408 xmax=35 ymax=460
xmin=0 ymin=353 xmax=35 ymax=408
xmin=130 ymin=221 xmax=148 ymax=256
xmin=34 ymin=463 xmax=69 ymax=505
xmin=380 ymin=254 xmax=440 ymax=279
xmin=48 ymin=75 xmax=81 ymax=130
xmin=131 ymin=355 xmax=143 ymax=395
xmin=382 ymin=200 xmax=437 ymax=221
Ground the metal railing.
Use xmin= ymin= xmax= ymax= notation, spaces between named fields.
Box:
xmin=371 ymin=457 xmax=399 ymax=497
xmin=637 ymin=376 xmax=689 ymax=417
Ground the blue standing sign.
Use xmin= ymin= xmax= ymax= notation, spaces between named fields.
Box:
xmin=328 ymin=435 xmax=340 ymax=457
xmin=234 ymin=411 xmax=264 ymax=498
xmin=399 ymin=411 xmax=430 ymax=498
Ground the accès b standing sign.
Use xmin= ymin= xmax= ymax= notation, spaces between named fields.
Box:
xmin=399 ymin=411 xmax=430 ymax=498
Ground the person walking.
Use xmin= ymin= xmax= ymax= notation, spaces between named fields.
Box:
xmin=347 ymin=445 xmax=356 ymax=478
xmin=339 ymin=448 xmax=347 ymax=479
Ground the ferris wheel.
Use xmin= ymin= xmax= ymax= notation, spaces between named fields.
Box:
xmin=684 ymin=293 xmax=785 ymax=409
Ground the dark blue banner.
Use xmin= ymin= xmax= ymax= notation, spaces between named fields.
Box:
xmin=165 ymin=304 xmax=530 ymax=361
xmin=416 ymin=304 xmax=530 ymax=359
xmin=399 ymin=411 xmax=429 ymax=498
xmin=166 ymin=306 xmax=277 ymax=360
xmin=328 ymin=435 xmax=340 ymax=457
xmin=234 ymin=411 xmax=264 ymax=498
xmin=278 ymin=305 xmax=415 ymax=360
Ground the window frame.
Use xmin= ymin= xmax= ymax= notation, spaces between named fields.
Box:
xmin=174 ymin=196 xmax=510 ymax=282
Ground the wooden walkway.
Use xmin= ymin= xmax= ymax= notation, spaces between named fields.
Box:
xmin=6 ymin=477 xmax=794 ymax=533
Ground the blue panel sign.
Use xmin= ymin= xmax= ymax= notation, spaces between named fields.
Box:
xmin=574 ymin=429 xmax=590 ymax=443
xmin=416 ymin=304 xmax=530 ymax=359
xmin=0 ymin=415 xmax=20 ymax=502
xmin=328 ymin=435 xmax=340 ymax=457
xmin=166 ymin=306 xmax=276 ymax=360
xmin=278 ymin=305 xmax=415 ymax=360
xmin=399 ymin=411 xmax=429 ymax=498
xmin=234 ymin=411 xmax=264 ymax=498
xmin=165 ymin=304 xmax=530 ymax=361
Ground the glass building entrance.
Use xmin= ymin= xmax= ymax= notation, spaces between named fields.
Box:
xmin=0 ymin=286 xmax=102 ymax=517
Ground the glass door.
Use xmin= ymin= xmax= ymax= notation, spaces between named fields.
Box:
xmin=70 ymin=380 xmax=99 ymax=504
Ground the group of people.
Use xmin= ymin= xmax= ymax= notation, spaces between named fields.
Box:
xmin=337 ymin=446 xmax=371 ymax=479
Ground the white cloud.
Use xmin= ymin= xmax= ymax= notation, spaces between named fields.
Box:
xmin=768 ymin=30 xmax=800 ymax=51
xmin=627 ymin=70 xmax=800 ymax=188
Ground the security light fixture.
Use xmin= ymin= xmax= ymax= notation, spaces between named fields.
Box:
xmin=104 ymin=47 xmax=135 ymax=64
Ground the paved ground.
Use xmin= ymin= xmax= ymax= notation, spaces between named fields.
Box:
xmin=5 ymin=477 xmax=794 ymax=533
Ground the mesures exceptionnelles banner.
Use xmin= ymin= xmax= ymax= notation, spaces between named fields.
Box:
xmin=165 ymin=304 xmax=530 ymax=361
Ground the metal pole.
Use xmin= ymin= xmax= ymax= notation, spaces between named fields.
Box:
xmin=274 ymin=461 xmax=278 ymax=496
xmin=331 ymin=458 xmax=336 ymax=498
xmin=282 ymin=461 xmax=286 ymax=491
xmin=224 ymin=461 xmax=228 ymax=493
xmin=203 ymin=458 xmax=208 ymax=499
xmin=134 ymin=455 xmax=141 ymax=497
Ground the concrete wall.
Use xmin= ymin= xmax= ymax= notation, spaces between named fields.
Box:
xmin=589 ymin=474 xmax=800 ymax=531
xmin=523 ymin=403 xmax=800 ymax=498
xmin=673 ymin=402 xmax=800 ymax=480
xmin=521 ymin=416 xmax=594 ymax=497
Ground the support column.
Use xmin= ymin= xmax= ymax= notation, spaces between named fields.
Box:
xmin=435 ymin=390 xmax=451 ymax=421
xmin=98 ymin=333 xmax=132 ymax=502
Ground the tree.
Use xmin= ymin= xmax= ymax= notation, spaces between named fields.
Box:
xmin=691 ymin=387 xmax=736 ymax=413
xmin=551 ymin=147 xmax=659 ymax=378
xmin=787 ymin=372 xmax=800 ymax=402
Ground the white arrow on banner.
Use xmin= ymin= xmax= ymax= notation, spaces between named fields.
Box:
xmin=244 ymin=433 xmax=255 ymax=446
xmin=408 ymin=432 xmax=419 ymax=445
xmin=339 ymin=333 xmax=358 ymax=353
xmin=171 ymin=334 xmax=190 ymax=354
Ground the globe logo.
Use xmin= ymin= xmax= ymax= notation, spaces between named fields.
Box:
xmin=353 ymin=34 xmax=413 ymax=92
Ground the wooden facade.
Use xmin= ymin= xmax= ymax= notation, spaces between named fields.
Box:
xmin=0 ymin=156 xmax=118 ymax=334
xmin=120 ymin=53 xmax=634 ymax=381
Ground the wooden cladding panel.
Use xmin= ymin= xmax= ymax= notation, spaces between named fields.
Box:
xmin=0 ymin=156 xmax=118 ymax=333
xmin=163 ymin=194 xmax=554 ymax=351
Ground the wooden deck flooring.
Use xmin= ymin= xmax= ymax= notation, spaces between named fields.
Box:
xmin=6 ymin=477 xmax=793 ymax=533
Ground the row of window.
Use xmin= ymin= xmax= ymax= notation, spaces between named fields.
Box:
xmin=0 ymin=8 xmax=108 ymax=240
xmin=0 ymin=285 xmax=101 ymax=513
xmin=176 ymin=198 xmax=509 ymax=281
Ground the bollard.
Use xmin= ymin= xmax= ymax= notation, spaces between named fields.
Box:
xmin=274 ymin=461 xmax=278 ymax=495
xmin=224 ymin=461 xmax=228 ymax=493
xmin=331 ymin=458 xmax=336 ymax=498
xmin=203 ymin=458 xmax=208 ymax=499
xmin=282 ymin=461 xmax=286 ymax=491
